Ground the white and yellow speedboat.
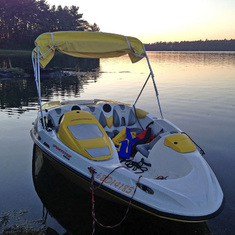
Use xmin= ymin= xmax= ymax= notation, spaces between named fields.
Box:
xmin=30 ymin=31 xmax=224 ymax=223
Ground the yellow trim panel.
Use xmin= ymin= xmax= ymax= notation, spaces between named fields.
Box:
xmin=164 ymin=134 xmax=196 ymax=153
xmin=58 ymin=110 xmax=112 ymax=160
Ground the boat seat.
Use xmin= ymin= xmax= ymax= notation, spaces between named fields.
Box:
xmin=136 ymin=130 xmax=163 ymax=157
xmin=47 ymin=105 xmax=91 ymax=131
xmin=71 ymin=105 xmax=81 ymax=111
xmin=113 ymin=104 xmax=142 ymax=134
xmin=113 ymin=105 xmax=136 ymax=126
xmin=88 ymin=105 xmax=116 ymax=138
xmin=136 ymin=144 xmax=150 ymax=157
xmin=88 ymin=106 xmax=107 ymax=128
xmin=47 ymin=108 xmax=66 ymax=130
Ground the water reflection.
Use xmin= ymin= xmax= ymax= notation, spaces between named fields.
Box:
xmin=1 ymin=51 xmax=234 ymax=118
xmin=0 ymin=52 xmax=100 ymax=116
xmin=0 ymin=52 xmax=32 ymax=72
xmin=1 ymin=51 xmax=234 ymax=234
xmin=32 ymin=144 xmax=211 ymax=235
xmin=0 ymin=73 xmax=100 ymax=116
xmin=147 ymin=51 xmax=235 ymax=67
xmin=0 ymin=51 xmax=100 ymax=71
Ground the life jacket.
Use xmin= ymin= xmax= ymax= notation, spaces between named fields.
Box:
xmin=131 ymin=127 xmax=154 ymax=155
xmin=112 ymin=127 xmax=154 ymax=158
xmin=112 ymin=127 xmax=138 ymax=159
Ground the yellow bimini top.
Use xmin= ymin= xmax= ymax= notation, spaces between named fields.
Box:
xmin=33 ymin=31 xmax=146 ymax=68
xmin=32 ymin=31 xmax=164 ymax=129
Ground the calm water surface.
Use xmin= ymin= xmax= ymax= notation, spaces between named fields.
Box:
xmin=0 ymin=51 xmax=235 ymax=234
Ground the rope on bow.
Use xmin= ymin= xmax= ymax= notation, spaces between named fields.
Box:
xmin=88 ymin=166 xmax=142 ymax=234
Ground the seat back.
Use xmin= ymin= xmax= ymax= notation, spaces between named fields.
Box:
xmin=113 ymin=104 xmax=136 ymax=127
xmin=47 ymin=107 xmax=65 ymax=130
xmin=88 ymin=106 xmax=107 ymax=128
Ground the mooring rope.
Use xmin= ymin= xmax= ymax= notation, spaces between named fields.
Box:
xmin=181 ymin=131 xmax=205 ymax=156
xmin=88 ymin=166 xmax=142 ymax=234
xmin=120 ymin=158 xmax=150 ymax=174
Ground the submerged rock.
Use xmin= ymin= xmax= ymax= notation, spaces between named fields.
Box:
xmin=40 ymin=69 xmax=71 ymax=78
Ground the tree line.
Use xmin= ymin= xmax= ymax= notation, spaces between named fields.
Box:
xmin=145 ymin=39 xmax=235 ymax=51
xmin=0 ymin=0 xmax=99 ymax=50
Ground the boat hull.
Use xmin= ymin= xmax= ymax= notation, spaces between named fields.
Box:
xmin=30 ymin=100 xmax=224 ymax=223
xmin=31 ymin=131 xmax=224 ymax=223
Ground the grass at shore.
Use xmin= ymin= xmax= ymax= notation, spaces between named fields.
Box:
xmin=0 ymin=210 xmax=47 ymax=235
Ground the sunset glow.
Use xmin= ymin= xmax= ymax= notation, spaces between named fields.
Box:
xmin=47 ymin=0 xmax=234 ymax=43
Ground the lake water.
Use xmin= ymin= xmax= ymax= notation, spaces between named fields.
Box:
xmin=0 ymin=51 xmax=235 ymax=234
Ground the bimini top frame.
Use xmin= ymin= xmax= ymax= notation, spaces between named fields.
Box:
xmin=32 ymin=31 xmax=163 ymax=128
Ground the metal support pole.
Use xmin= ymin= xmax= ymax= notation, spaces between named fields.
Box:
xmin=144 ymin=47 xmax=164 ymax=119
xmin=35 ymin=45 xmax=46 ymax=129
xmin=134 ymin=73 xmax=151 ymax=106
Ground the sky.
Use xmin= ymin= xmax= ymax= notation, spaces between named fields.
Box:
xmin=46 ymin=0 xmax=235 ymax=43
